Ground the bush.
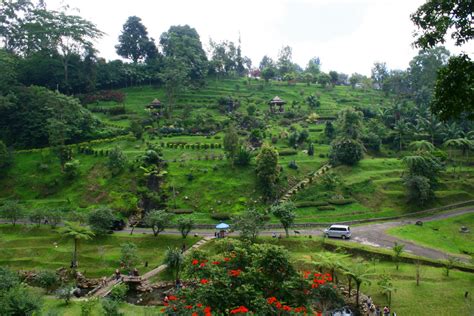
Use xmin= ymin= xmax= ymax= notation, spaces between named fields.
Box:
xmin=34 ymin=270 xmax=60 ymax=293
xmin=278 ymin=149 xmax=297 ymax=156
xmin=63 ymin=160 xmax=80 ymax=179
xmin=329 ymin=138 xmax=364 ymax=166
xmin=109 ymin=283 xmax=128 ymax=302
xmin=317 ymin=205 xmax=336 ymax=211
xmin=211 ymin=213 xmax=231 ymax=221
xmin=102 ymin=299 xmax=122 ymax=316
xmin=362 ymin=132 xmax=381 ymax=151
xmin=234 ymin=147 xmax=252 ymax=167
xmin=169 ymin=209 xmax=194 ymax=214
xmin=295 ymin=201 xmax=329 ymax=208
xmin=88 ymin=207 xmax=116 ymax=235
xmin=288 ymin=160 xmax=298 ymax=170
xmin=327 ymin=198 xmax=355 ymax=205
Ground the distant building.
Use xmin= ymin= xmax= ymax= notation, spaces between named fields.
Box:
xmin=269 ymin=96 xmax=286 ymax=113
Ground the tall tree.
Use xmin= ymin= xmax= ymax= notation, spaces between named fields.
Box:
xmin=305 ymin=57 xmax=321 ymax=76
xmin=160 ymin=57 xmax=190 ymax=117
xmin=60 ymin=221 xmax=94 ymax=268
xmin=277 ymin=45 xmax=293 ymax=76
xmin=371 ymin=62 xmax=388 ymax=90
xmin=144 ymin=209 xmax=172 ymax=237
xmin=271 ymin=202 xmax=296 ymax=237
xmin=255 ymin=144 xmax=280 ymax=200
xmin=160 ymin=25 xmax=208 ymax=86
xmin=223 ymin=125 xmax=239 ymax=164
xmin=116 ymin=16 xmax=158 ymax=63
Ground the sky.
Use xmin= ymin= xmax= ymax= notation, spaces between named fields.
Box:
xmin=46 ymin=0 xmax=473 ymax=76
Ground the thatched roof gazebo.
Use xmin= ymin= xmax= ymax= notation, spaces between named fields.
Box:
xmin=147 ymin=99 xmax=162 ymax=109
xmin=269 ymin=96 xmax=286 ymax=113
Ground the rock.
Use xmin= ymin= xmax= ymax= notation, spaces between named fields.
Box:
xmin=415 ymin=220 xmax=423 ymax=226
xmin=460 ymin=226 xmax=470 ymax=233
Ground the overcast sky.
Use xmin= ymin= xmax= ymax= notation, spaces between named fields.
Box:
xmin=47 ymin=0 xmax=473 ymax=76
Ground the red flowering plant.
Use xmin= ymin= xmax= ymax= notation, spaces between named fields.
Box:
xmin=164 ymin=240 xmax=344 ymax=315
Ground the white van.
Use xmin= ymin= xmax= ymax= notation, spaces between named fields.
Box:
xmin=324 ymin=225 xmax=351 ymax=239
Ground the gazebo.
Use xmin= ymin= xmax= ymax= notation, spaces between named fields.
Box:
xmin=269 ymin=96 xmax=286 ymax=113
xmin=146 ymin=99 xmax=162 ymax=117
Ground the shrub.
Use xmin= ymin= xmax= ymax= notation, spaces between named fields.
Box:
xmin=278 ymin=149 xmax=297 ymax=156
xmin=234 ymin=147 xmax=252 ymax=167
xmin=34 ymin=271 xmax=60 ymax=293
xmin=329 ymin=138 xmax=364 ymax=166
xmin=288 ymin=160 xmax=298 ymax=170
xmin=169 ymin=209 xmax=194 ymax=214
xmin=295 ymin=201 xmax=329 ymax=208
xmin=317 ymin=205 xmax=336 ymax=211
xmin=101 ymin=299 xmax=122 ymax=316
xmin=327 ymin=198 xmax=355 ymax=205
xmin=109 ymin=283 xmax=128 ymax=302
xmin=63 ymin=160 xmax=80 ymax=179
xmin=210 ymin=213 xmax=231 ymax=221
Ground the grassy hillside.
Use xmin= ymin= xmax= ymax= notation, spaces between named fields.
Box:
xmin=1 ymin=79 xmax=473 ymax=223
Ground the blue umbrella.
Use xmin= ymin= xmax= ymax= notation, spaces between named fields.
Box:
xmin=216 ymin=222 xmax=230 ymax=229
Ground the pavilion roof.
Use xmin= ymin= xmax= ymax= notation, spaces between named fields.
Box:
xmin=269 ymin=96 xmax=286 ymax=105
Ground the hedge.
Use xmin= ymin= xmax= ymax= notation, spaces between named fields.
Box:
xmin=278 ymin=149 xmax=298 ymax=156
xmin=317 ymin=205 xmax=336 ymax=211
xmin=327 ymin=198 xmax=356 ymax=205
xmin=211 ymin=212 xmax=231 ymax=221
xmin=295 ymin=201 xmax=329 ymax=208
xmin=169 ymin=209 xmax=194 ymax=214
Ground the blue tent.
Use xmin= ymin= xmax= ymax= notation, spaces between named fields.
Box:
xmin=216 ymin=222 xmax=230 ymax=229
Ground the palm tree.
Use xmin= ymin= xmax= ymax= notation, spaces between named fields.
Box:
xmin=441 ymin=122 xmax=462 ymax=142
xmin=443 ymin=138 xmax=473 ymax=175
xmin=408 ymin=140 xmax=435 ymax=153
xmin=417 ymin=114 xmax=442 ymax=145
xmin=164 ymin=247 xmax=184 ymax=282
xmin=60 ymin=221 xmax=94 ymax=268
xmin=346 ymin=261 xmax=375 ymax=307
xmin=312 ymin=253 xmax=349 ymax=283
xmin=393 ymin=120 xmax=411 ymax=151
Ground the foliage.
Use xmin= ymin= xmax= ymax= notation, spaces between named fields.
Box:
xmin=324 ymin=121 xmax=335 ymax=140
xmin=431 ymin=54 xmax=474 ymax=120
xmin=177 ymin=216 xmax=195 ymax=239
xmin=34 ymin=270 xmax=60 ymax=293
xmin=0 ymin=266 xmax=19 ymax=293
xmin=234 ymin=147 xmax=252 ymax=167
xmin=120 ymin=242 xmax=140 ymax=271
xmin=60 ymin=221 xmax=94 ymax=268
xmin=55 ymin=285 xmax=75 ymax=305
xmin=101 ymin=298 xmax=123 ymax=316
xmin=223 ymin=125 xmax=239 ymax=162
xmin=403 ymin=175 xmax=432 ymax=205
xmin=87 ymin=207 xmax=115 ymax=235
xmin=108 ymin=147 xmax=127 ymax=176
xmin=0 ymin=140 xmax=10 ymax=170
xmin=115 ymin=16 xmax=157 ymax=63
xmin=271 ymin=202 xmax=297 ymax=237
xmin=144 ymin=209 xmax=172 ymax=236
xmin=308 ymin=142 xmax=315 ymax=156
xmin=392 ymin=242 xmax=405 ymax=270
xmin=255 ymin=144 xmax=280 ymax=200
xmin=129 ymin=121 xmax=143 ymax=139
xmin=0 ymin=284 xmax=43 ymax=316
xmin=329 ymin=138 xmax=364 ymax=166
xmin=0 ymin=200 xmax=25 ymax=226
xmin=164 ymin=247 xmax=184 ymax=281
xmin=63 ymin=159 xmax=80 ymax=179
xmin=232 ymin=209 xmax=268 ymax=241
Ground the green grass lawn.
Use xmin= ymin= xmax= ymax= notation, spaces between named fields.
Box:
xmin=386 ymin=213 xmax=474 ymax=256
xmin=0 ymin=225 xmax=200 ymax=278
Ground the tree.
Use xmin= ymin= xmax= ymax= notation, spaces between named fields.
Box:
xmin=144 ymin=210 xmax=172 ymax=236
xmin=277 ymin=45 xmax=293 ymax=76
xmin=404 ymin=175 xmax=432 ymax=205
xmin=329 ymin=71 xmax=338 ymax=86
xmin=55 ymin=285 xmax=75 ymax=305
xmin=232 ymin=209 xmax=268 ymax=242
xmin=60 ymin=221 xmax=94 ymax=268
xmin=64 ymin=159 xmax=80 ymax=179
xmin=160 ymin=25 xmax=208 ymax=86
xmin=392 ymin=242 xmax=405 ymax=270
xmin=378 ymin=274 xmax=396 ymax=308
xmin=160 ymin=57 xmax=189 ymax=117
xmin=317 ymin=73 xmax=331 ymax=87
xmin=312 ymin=252 xmax=349 ymax=282
xmin=255 ymin=144 xmax=280 ymax=200
xmin=87 ymin=207 xmax=115 ymax=235
xmin=431 ymin=54 xmax=473 ymax=120
xmin=308 ymin=142 xmax=315 ymax=156
xmin=0 ymin=200 xmax=24 ymax=226
xmin=0 ymin=140 xmax=10 ymax=171
xmin=411 ymin=0 xmax=473 ymax=48
xmin=329 ymin=138 xmax=364 ymax=166
xmin=115 ymin=16 xmax=158 ymax=63
xmin=44 ymin=209 xmax=62 ymax=228
xmin=346 ymin=262 xmax=374 ymax=307
xmin=177 ymin=217 xmax=194 ymax=239
xmin=443 ymin=256 xmax=459 ymax=277
xmin=130 ymin=121 xmax=143 ymax=139
xmin=28 ymin=208 xmax=45 ymax=227
xmin=261 ymin=67 xmax=276 ymax=83
xmin=0 ymin=284 xmax=43 ymax=315
xmin=108 ymin=147 xmax=127 ymax=176
xmin=271 ymin=202 xmax=296 ymax=238
xmin=411 ymin=1 xmax=473 ymax=121
xmin=120 ymin=242 xmax=139 ymax=272
xmin=337 ymin=108 xmax=364 ymax=140
xmin=305 ymin=57 xmax=321 ymax=76
xmin=349 ymin=73 xmax=363 ymax=89
xmin=223 ymin=125 xmax=239 ymax=164
xmin=306 ymin=94 xmax=320 ymax=108
xmin=371 ymin=62 xmax=388 ymax=89
xmin=164 ymin=247 xmax=184 ymax=282
xmin=324 ymin=121 xmax=335 ymax=140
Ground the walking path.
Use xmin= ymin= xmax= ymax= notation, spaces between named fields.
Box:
xmin=279 ymin=164 xmax=332 ymax=203
xmin=89 ymin=237 xmax=212 ymax=298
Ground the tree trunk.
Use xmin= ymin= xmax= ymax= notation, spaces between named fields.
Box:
xmin=284 ymin=227 xmax=289 ymax=238
xmin=348 ymin=277 xmax=352 ymax=296
xmin=73 ymin=238 xmax=78 ymax=268
xmin=356 ymin=283 xmax=360 ymax=307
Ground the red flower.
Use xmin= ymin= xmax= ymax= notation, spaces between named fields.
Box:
xmin=267 ymin=297 xmax=278 ymax=305
xmin=294 ymin=306 xmax=307 ymax=313
xmin=283 ymin=305 xmax=292 ymax=311
xmin=192 ymin=313 xmax=198 ymax=316
xmin=192 ymin=259 xmax=199 ymax=265
xmin=303 ymin=271 xmax=311 ymax=279
xmin=185 ymin=305 xmax=193 ymax=309
xmin=204 ymin=306 xmax=211 ymax=313
xmin=212 ymin=261 xmax=220 ymax=265
xmin=312 ymin=283 xmax=319 ymax=289
xmin=168 ymin=295 xmax=177 ymax=301
xmin=200 ymin=278 xmax=209 ymax=284
xmin=230 ymin=306 xmax=249 ymax=314
xmin=224 ymin=257 xmax=230 ymax=262
xmin=197 ymin=303 xmax=203 ymax=308
xmin=275 ymin=301 xmax=282 ymax=309
xmin=229 ymin=269 xmax=242 ymax=277
xmin=200 ymin=262 xmax=206 ymax=267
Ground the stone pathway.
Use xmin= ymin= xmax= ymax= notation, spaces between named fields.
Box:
xmin=279 ymin=164 xmax=332 ymax=203
xmin=89 ymin=236 xmax=212 ymax=298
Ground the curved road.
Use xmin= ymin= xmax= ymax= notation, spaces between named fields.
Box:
xmin=122 ymin=207 xmax=473 ymax=262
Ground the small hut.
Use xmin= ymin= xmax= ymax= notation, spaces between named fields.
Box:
xmin=269 ymin=96 xmax=286 ymax=113
xmin=146 ymin=99 xmax=162 ymax=117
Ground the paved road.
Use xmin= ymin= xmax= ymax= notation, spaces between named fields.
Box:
xmin=121 ymin=208 xmax=474 ymax=262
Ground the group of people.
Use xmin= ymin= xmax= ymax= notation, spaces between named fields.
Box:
xmin=366 ymin=296 xmax=395 ymax=316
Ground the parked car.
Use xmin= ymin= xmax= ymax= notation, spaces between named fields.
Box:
xmin=324 ymin=224 xmax=351 ymax=239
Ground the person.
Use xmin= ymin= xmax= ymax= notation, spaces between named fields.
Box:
xmin=176 ymin=278 xmax=182 ymax=289
xmin=272 ymin=232 xmax=277 ymax=238
xmin=133 ymin=268 xmax=139 ymax=276
xmin=115 ymin=269 xmax=121 ymax=280
xmin=101 ymin=276 xmax=107 ymax=286
xmin=163 ymin=295 xmax=169 ymax=304
xmin=144 ymin=261 xmax=148 ymax=268
xmin=383 ymin=306 xmax=390 ymax=316
xmin=375 ymin=306 xmax=381 ymax=316
xmin=368 ymin=305 xmax=376 ymax=316
xmin=214 ymin=232 xmax=217 ymax=238
xmin=367 ymin=295 xmax=373 ymax=309
xmin=278 ymin=234 xmax=282 ymax=240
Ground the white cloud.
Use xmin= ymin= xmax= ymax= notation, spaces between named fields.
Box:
xmin=46 ymin=0 xmax=473 ymax=76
